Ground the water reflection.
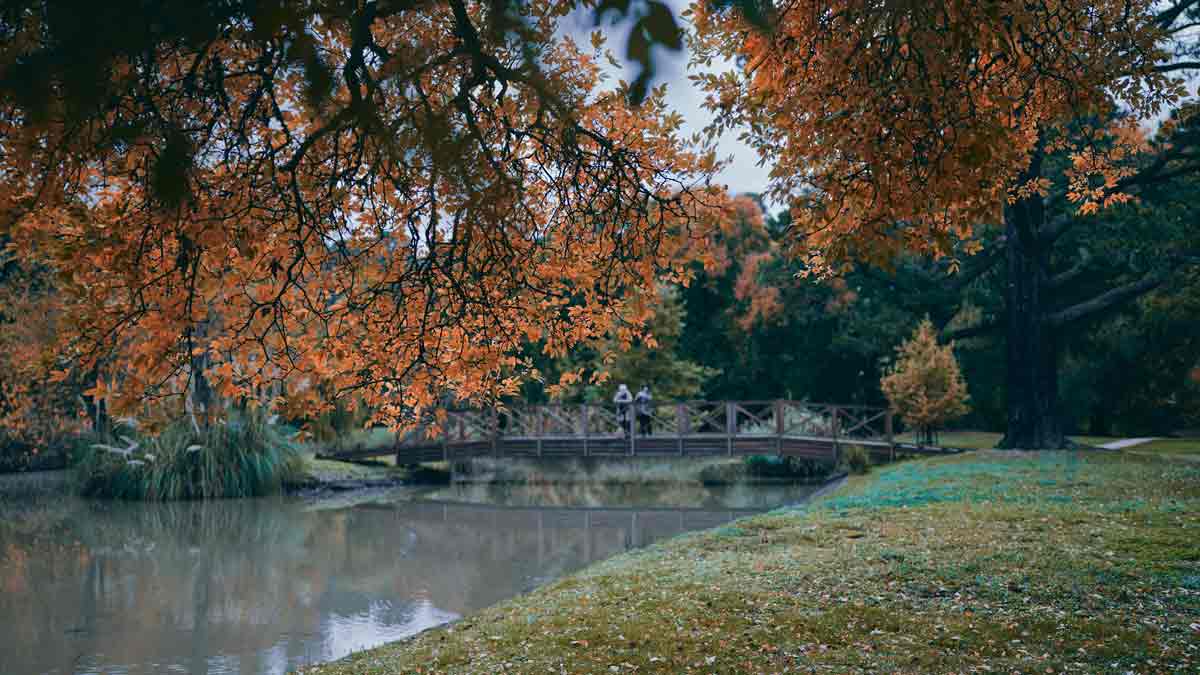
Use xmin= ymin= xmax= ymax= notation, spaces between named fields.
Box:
xmin=0 ymin=475 xmax=814 ymax=675
xmin=425 ymin=480 xmax=821 ymax=510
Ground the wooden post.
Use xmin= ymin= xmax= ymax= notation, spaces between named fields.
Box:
xmin=726 ymin=401 xmax=735 ymax=455
xmin=490 ymin=408 xmax=499 ymax=456
xmin=441 ymin=417 xmax=449 ymax=462
xmin=676 ymin=403 xmax=686 ymax=456
xmin=830 ymin=406 xmax=841 ymax=465
xmin=536 ymin=406 xmax=543 ymax=457
xmin=774 ymin=399 xmax=784 ymax=455
xmin=582 ymin=405 xmax=590 ymax=457
xmin=630 ymin=407 xmax=636 ymax=456
xmin=885 ymin=408 xmax=895 ymax=462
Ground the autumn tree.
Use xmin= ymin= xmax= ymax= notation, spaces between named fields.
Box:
xmin=0 ymin=1 xmax=724 ymax=431
xmin=881 ymin=318 xmax=970 ymax=446
xmin=0 ymin=241 xmax=97 ymax=468
xmin=693 ymin=0 xmax=1200 ymax=447
xmin=541 ymin=284 xmax=718 ymax=403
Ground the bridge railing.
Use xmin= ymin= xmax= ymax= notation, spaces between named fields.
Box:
xmin=401 ymin=400 xmax=893 ymax=447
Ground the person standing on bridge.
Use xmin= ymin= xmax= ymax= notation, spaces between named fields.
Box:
xmin=614 ymin=384 xmax=633 ymax=438
xmin=635 ymin=385 xmax=653 ymax=436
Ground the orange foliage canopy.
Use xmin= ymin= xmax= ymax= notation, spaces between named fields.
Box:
xmin=691 ymin=0 xmax=1184 ymax=273
xmin=0 ymin=1 xmax=727 ymax=430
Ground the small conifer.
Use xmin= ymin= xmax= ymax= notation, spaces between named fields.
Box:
xmin=881 ymin=318 xmax=971 ymax=446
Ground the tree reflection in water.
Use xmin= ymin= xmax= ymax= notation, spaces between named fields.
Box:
xmin=0 ymin=477 xmax=816 ymax=674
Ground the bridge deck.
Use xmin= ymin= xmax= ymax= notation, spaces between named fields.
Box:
xmin=322 ymin=400 xmax=900 ymax=466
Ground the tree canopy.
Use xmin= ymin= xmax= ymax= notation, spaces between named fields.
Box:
xmin=694 ymin=0 xmax=1200 ymax=447
xmin=0 ymin=0 xmax=724 ymax=430
xmin=2 ymin=0 xmax=1198 ymax=448
xmin=693 ymin=0 xmax=1191 ymax=272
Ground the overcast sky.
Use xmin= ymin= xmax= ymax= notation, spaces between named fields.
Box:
xmin=564 ymin=2 xmax=774 ymax=202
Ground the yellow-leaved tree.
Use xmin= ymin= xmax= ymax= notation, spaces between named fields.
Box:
xmin=881 ymin=319 xmax=970 ymax=446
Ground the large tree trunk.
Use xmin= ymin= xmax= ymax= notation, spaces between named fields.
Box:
xmin=998 ymin=170 xmax=1067 ymax=449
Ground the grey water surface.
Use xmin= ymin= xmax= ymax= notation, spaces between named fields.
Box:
xmin=0 ymin=473 xmax=818 ymax=675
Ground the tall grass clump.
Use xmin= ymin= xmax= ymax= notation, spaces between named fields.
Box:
xmin=73 ymin=413 xmax=301 ymax=500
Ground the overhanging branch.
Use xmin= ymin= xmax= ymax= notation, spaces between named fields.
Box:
xmin=1048 ymin=248 xmax=1091 ymax=289
xmin=1046 ymin=269 xmax=1174 ymax=326
xmin=942 ymin=317 xmax=1002 ymax=342
xmin=1155 ymin=0 xmax=1200 ymax=28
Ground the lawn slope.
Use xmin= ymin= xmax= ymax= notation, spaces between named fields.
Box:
xmin=300 ymin=450 xmax=1200 ymax=674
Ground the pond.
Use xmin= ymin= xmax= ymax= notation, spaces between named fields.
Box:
xmin=0 ymin=472 xmax=822 ymax=674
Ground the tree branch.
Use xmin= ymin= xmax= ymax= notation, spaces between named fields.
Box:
xmin=1155 ymin=61 xmax=1200 ymax=73
xmin=1048 ymin=248 xmax=1091 ymax=288
xmin=1155 ymin=0 xmax=1200 ymax=28
xmin=1046 ymin=270 xmax=1174 ymax=326
xmin=947 ymin=239 xmax=1005 ymax=292
xmin=941 ymin=316 xmax=1002 ymax=342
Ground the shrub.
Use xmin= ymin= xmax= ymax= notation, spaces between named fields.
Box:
xmin=72 ymin=413 xmax=301 ymax=500
xmin=407 ymin=465 xmax=452 ymax=484
xmin=881 ymin=318 xmax=971 ymax=445
xmin=839 ymin=444 xmax=871 ymax=475
xmin=742 ymin=454 xmax=828 ymax=480
xmin=698 ymin=461 xmax=746 ymax=485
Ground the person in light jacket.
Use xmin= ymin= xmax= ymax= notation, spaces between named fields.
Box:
xmin=613 ymin=384 xmax=633 ymax=437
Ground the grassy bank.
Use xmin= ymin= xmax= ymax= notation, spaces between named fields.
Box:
xmin=300 ymin=449 xmax=1199 ymax=674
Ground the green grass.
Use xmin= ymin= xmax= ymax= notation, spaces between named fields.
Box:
xmin=299 ymin=449 xmax=1200 ymax=674
xmin=897 ymin=430 xmax=1004 ymax=449
xmin=298 ymin=453 xmax=404 ymax=482
xmin=1071 ymin=435 xmax=1126 ymax=447
xmin=897 ymin=430 xmax=1124 ymax=449
xmin=1126 ymin=439 xmax=1200 ymax=457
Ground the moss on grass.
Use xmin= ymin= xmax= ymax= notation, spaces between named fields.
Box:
xmin=298 ymin=450 xmax=1200 ymax=674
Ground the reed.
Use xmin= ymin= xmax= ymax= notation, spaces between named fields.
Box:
xmin=73 ymin=413 xmax=301 ymax=500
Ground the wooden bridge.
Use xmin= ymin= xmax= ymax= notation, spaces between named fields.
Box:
xmin=325 ymin=400 xmax=899 ymax=466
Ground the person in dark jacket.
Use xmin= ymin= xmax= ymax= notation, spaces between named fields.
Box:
xmin=635 ymin=385 xmax=653 ymax=436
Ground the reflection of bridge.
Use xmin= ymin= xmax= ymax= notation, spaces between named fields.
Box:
xmin=373 ymin=499 xmax=760 ymax=564
xmin=324 ymin=400 xmax=898 ymax=466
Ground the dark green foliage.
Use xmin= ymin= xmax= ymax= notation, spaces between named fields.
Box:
xmin=839 ymin=444 xmax=871 ymax=475
xmin=0 ymin=435 xmax=68 ymax=473
xmin=743 ymin=454 xmax=827 ymax=479
xmin=698 ymin=455 xmax=828 ymax=484
xmin=407 ymin=465 xmax=453 ymax=485
xmin=525 ymin=286 xmax=717 ymax=404
xmin=675 ymin=180 xmax=1198 ymax=436
xmin=73 ymin=413 xmax=301 ymax=500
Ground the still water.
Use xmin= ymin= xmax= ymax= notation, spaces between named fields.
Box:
xmin=0 ymin=473 xmax=819 ymax=675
